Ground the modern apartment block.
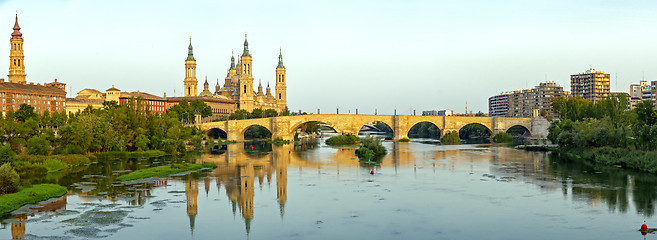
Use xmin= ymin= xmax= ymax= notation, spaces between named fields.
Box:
xmin=488 ymin=93 xmax=510 ymax=117
xmin=570 ymin=68 xmax=610 ymax=103
xmin=489 ymin=82 xmax=567 ymax=118
xmin=628 ymin=80 xmax=657 ymax=109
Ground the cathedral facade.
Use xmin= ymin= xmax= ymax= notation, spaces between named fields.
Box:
xmin=184 ymin=34 xmax=287 ymax=113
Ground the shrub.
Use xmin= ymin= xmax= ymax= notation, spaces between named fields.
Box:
xmin=0 ymin=163 xmax=20 ymax=194
xmin=493 ymin=132 xmax=513 ymax=143
xmin=398 ymin=138 xmax=410 ymax=142
xmin=9 ymin=138 xmax=26 ymax=154
xmin=0 ymin=144 xmax=15 ymax=165
xmin=355 ymin=136 xmax=387 ymax=160
xmin=325 ymin=135 xmax=359 ymax=145
xmin=61 ymin=144 xmax=85 ymax=155
xmin=27 ymin=136 xmax=50 ymax=155
xmin=191 ymin=135 xmax=203 ymax=150
xmin=271 ymin=137 xmax=290 ymax=146
xmin=39 ymin=159 xmax=66 ymax=173
xmin=440 ymin=132 xmax=460 ymax=144
xmin=161 ymin=139 xmax=178 ymax=154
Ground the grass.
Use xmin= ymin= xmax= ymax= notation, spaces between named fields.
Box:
xmin=325 ymin=135 xmax=359 ymax=145
xmin=14 ymin=154 xmax=91 ymax=169
xmin=0 ymin=184 xmax=67 ymax=216
xmin=116 ymin=162 xmax=217 ymax=181
xmin=398 ymin=138 xmax=410 ymax=142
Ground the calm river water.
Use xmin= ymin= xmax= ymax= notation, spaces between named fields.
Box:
xmin=1 ymin=139 xmax=655 ymax=239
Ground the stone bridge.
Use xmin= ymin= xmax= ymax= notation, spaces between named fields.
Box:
xmin=198 ymin=114 xmax=549 ymax=141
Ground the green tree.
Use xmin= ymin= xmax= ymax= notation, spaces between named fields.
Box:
xmin=264 ymin=109 xmax=278 ymax=118
xmin=0 ymin=144 xmax=15 ymax=165
xmin=229 ymin=109 xmax=251 ymax=120
xmin=27 ymin=135 xmax=50 ymax=155
xmin=280 ymin=106 xmax=290 ymax=116
xmin=190 ymin=99 xmax=212 ymax=118
xmin=251 ymin=108 xmax=264 ymax=118
xmin=103 ymin=100 xmax=120 ymax=110
xmin=14 ymin=104 xmax=37 ymax=122
xmin=190 ymin=135 xmax=203 ymax=150
xmin=635 ymin=100 xmax=657 ymax=126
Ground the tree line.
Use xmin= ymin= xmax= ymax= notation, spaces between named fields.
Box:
xmin=548 ymin=94 xmax=657 ymax=173
xmin=0 ymin=97 xmax=205 ymax=156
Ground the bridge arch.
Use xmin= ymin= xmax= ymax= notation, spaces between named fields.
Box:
xmin=505 ymin=125 xmax=531 ymax=137
xmin=241 ymin=124 xmax=273 ymax=140
xmin=207 ymin=128 xmax=228 ymax=140
xmin=407 ymin=121 xmax=441 ymax=139
xmin=289 ymin=120 xmax=340 ymax=136
xmin=358 ymin=121 xmax=393 ymax=137
xmin=458 ymin=123 xmax=492 ymax=141
xmin=348 ymin=118 xmax=394 ymax=136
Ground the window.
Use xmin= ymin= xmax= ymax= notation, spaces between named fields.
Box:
xmin=244 ymin=85 xmax=246 ymax=93
xmin=279 ymin=93 xmax=281 ymax=99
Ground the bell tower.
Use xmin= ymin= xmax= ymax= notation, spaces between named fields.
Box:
xmin=184 ymin=38 xmax=197 ymax=97
xmin=239 ymin=34 xmax=255 ymax=111
xmin=8 ymin=14 xmax=26 ymax=84
xmin=275 ymin=48 xmax=287 ymax=111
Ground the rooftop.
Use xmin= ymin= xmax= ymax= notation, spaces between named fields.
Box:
xmin=0 ymin=81 xmax=66 ymax=95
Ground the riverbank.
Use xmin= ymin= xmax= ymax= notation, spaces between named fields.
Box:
xmin=116 ymin=162 xmax=217 ymax=181
xmin=0 ymin=184 xmax=67 ymax=216
xmin=94 ymin=150 xmax=166 ymax=159
xmin=11 ymin=150 xmax=168 ymax=177
xmin=560 ymin=147 xmax=657 ymax=174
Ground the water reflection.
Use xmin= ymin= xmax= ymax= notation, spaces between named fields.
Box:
xmin=4 ymin=140 xmax=657 ymax=239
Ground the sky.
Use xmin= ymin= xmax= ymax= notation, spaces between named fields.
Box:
xmin=1 ymin=0 xmax=657 ymax=114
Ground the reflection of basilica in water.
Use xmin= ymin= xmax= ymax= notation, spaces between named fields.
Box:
xmin=188 ymin=142 xmax=290 ymax=236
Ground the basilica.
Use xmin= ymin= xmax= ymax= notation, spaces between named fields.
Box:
xmin=184 ymin=34 xmax=287 ymax=113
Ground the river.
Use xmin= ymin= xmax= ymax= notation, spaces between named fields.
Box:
xmin=0 ymin=138 xmax=654 ymax=239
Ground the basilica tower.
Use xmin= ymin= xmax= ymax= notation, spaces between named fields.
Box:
xmin=8 ymin=14 xmax=26 ymax=84
xmin=239 ymin=34 xmax=255 ymax=111
xmin=184 ymin=38 xmax=198 ymax=97
xmin=275 ymin=48 xmax=287 ymax=111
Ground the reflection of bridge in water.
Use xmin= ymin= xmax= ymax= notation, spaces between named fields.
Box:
xmin=199 ymin=115 xmax=549 ymax=141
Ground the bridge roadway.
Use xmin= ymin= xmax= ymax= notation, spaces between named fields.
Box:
xmin=198 ymin=114 xmax=549 ymax=142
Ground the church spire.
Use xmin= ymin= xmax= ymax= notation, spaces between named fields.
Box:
xmin=11 ymin=14 xmax=22 ymax=39
xmin=230 ymin=49 xmax=236 ymax=70
xmin=242 ymin=33 xmax=250 ymax=57
xmin=277 ymin=48 xmax=285 ymax=68
xmin=187 ymin=37 xmax=195 ymax=61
